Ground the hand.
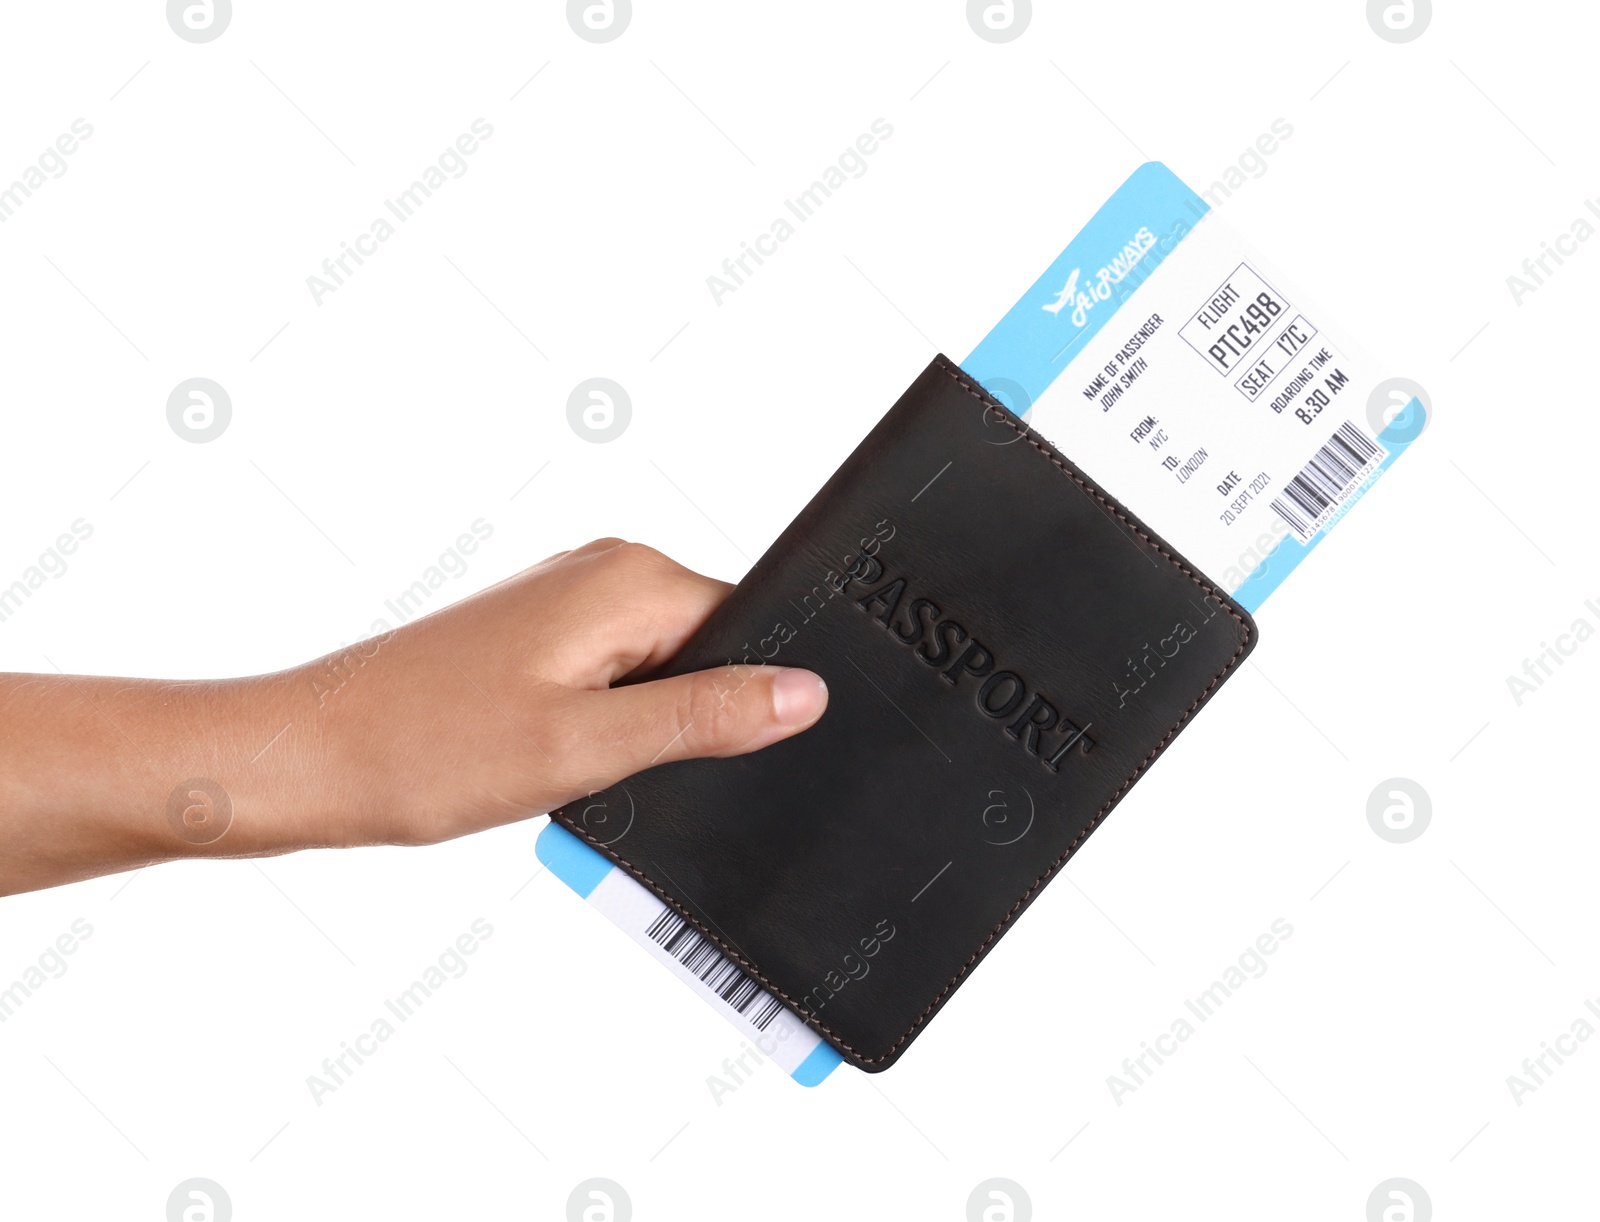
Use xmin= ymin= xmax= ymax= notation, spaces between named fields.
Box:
xmin=0 ymin=540 xmax=829 ymax=896
xmin=320 ymin=538 xmax=829 ymax=846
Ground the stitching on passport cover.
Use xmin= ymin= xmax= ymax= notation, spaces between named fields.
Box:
xmin=556 ymin=354 xmax=1254 ymax=1067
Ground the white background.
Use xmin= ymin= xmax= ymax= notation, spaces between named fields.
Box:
xmin=0 ymin=2 xmax=1594 ymax=1218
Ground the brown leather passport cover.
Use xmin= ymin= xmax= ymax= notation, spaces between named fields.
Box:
xmin=553 ymin=354 xmax=1256 ymax=1071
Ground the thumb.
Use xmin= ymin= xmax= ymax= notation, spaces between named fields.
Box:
xmin=570 ymin=664 xmax=828 ymax=791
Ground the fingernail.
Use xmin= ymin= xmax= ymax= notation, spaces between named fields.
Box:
xmin=772 ymin=668 xmax=827 ymax=726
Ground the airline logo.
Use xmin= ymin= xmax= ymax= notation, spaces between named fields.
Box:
xmin=1041 ymin=226 xmax=1157 ymax=327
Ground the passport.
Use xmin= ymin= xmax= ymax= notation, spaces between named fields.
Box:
xmin=549 ymin=354 xmax=1257 ymax=1071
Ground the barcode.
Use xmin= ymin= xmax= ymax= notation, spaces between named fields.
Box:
xmin=1269 ymin=420 xmax=1383 ymax=542
xmin=646 ymin=906 xmax=784 ymax=1031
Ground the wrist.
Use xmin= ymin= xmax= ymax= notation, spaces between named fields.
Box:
xmin=151 ymin=672 xmax=327 ymax=861
xmin=233 ymin=663 xmax=397 ymax=854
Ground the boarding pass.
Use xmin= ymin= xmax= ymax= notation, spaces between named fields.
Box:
xmin=538 ymin=161 xmax=1424 ymax=1083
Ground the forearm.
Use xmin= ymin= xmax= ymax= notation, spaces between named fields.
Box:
xmin=0 ymin=540 xmax=828 ymax=899
xmin=0 ymin=667 xmax=350 ymax=896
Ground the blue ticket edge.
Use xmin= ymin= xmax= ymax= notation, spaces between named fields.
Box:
xmin=963 ymin=161 xmax=1426 ymax=615
xmin=535 ymin=820 xmax=844 ymax=1087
